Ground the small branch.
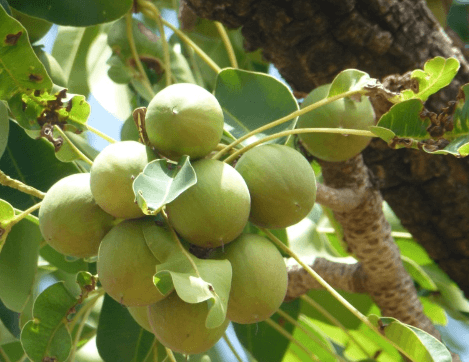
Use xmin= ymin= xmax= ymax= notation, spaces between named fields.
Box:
xmin=11 ymin=202 xmax=42 ymax=227
xmin=222 ymin=333 xmax=243 ymax=362
xmin=86 ymin=124 xmax=116 ymax=144
xmin=0 ymin=170 xmax=45 ymax=199
xmin=316 ymin=183 xmax=365 ymax=212
xmin=214 ymin=21 xmax=238 ymax=68
xmin=68 ymin=297 xmax=97 ymax=362
xmin=165 ymin=348 xmax=177 ymax=362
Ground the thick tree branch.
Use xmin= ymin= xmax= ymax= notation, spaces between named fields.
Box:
xmin=316 ymin=182 xmax=364 ymax=212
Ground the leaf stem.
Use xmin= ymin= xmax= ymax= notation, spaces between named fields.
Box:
xmin=54 ymin=126 xmax=93 ymax=165
xmin=68 ymin=290 xmax=104 ymax=331
xmin=263 ymin=229 xmax=415 ymax=361
xmin=11 ymin=202 xmax=41 ymax=226
xmin=161 ymin=209 xmax=201 ymax=278
xmin=264 ymin=318 xmax=320 ymax=361
xmin=0 ymin=347 xmax=12 ymax=362
xmin=212 ymin=89 xmax=364 ymax=160
xmin=68 ymin=295 xmax=98 ymax=362
xmin=298 ymin=298 xmax=372 ymax=359
xmin=223 ymin=332 xmax=244 ymax=362
xmin=275 ymin=308 xmax=348 ymax=362
xmin=165 ymin=347 xmax=177 ymax=362
xmin=125 ymin=12 xmax=156 ymax=98
xmin=223 ymin=127 xmax=376 ymax=164
xmin=142 ymin=338 xmax=157 ymax=362
xmin=0 ymin=170 xmax=45 ymax=199
xmin=86 ymin=124 xmax=116 ymax=144
xmin=215 ymin=22 xmax=238 ymax=68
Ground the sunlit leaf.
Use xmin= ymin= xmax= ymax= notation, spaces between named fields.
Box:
xmin=0 ymin=199 xmax=15 ymax=252
xmin=328 ymin=69 xmax=373 ymax=97
xmin=401 ymin=256 xmax=438 ymax=291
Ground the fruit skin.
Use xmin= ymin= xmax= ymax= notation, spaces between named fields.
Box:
xmin=216 ymin=234 xmax=288 ymax=324
xmin=97 ymin=219 xmax=171 ymax=306
xmin=10 ymin=8 xmax=52 ymax=43
xmin=128 ymin=305 xmax=153 ymax=332
xmin=235 ymin=144 xmax=316 ymax=229
xmin=39 ymin=173 xmax=114 ymax=258
xmin=145 ymin=83 xmax=224 ymax=160
xmin=296 ymin=84 xmax=375 ymax=162
xmin=166 ymin=159 xmax=250 ymax=248
xmin=148 ymin=292 xmax=230 ymax=355
xmin=90 ymin=141 xmax=149 ymax=219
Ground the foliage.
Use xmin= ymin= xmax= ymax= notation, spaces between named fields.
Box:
xmin=1 ymin=1 xmax=469 ymax=362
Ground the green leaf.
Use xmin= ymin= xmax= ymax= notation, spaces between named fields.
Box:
xmin=133 ymin=156 xmax=197 ymax=215
xmin=0 ymin=199 xmax=15 ymax=252
xmin=8 ymin=0 xmax=132 ymax=26
xmin=52 ymin=25 xmax=101 ymax=97
xmin=0 ymin=6 xmax=52 ymax=100
xmin=154 ymin=252 xmax=232 ymax=329
xmin=214 ymin=68 xmax=299 ymax=146
xmin=0 ymin=101 xmax=8 ymax=158
xmin=234 ymin=299 xmax=300 ymax=362
xmin=142 ymin=221 xmax=178 ymax=263
xmin=401 ymin=256 xmax=438 ymax=291
xmin=420 ymin=297 xmax=447 ymax=326
xmin=0 ymin=121 xmax=79 ymax=211
xmin=96 ymin=294 xmax=155 ymax=362
xmin=368 ymin=315 xmax=452 ymax=362
xmin=392 ymin=57 xmax=460 ymax=103
xmin=0 ymin=216 xmax=40 ymax=312
xmin=39 ymin=245 xmax=88 ymax=274
xmin=328 ymin=69 xmax=373 ymax=97
xmin=0 ymin=341 xmax=24 ymax=362
xmin=21 ymin=282 xmax=77 ymax=362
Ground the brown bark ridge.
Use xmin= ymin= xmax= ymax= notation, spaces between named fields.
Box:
xmin=184 ymin=0 xmax=469 ymax=300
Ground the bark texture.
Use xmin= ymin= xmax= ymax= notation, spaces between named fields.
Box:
xmin=185 ymin=0 xmax=469 ymax=301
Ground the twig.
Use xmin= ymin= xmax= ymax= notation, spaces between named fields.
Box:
xmin=86 ymin=124 xmax=116 ymax=144
xmin=0 ymin=170 xmax=45 ymax=199
xmin=222 ymin=332 xmax=244 ymax=362
xmin=215 ymin=21 xmax=238 ymax=68
xmin=53 ymin=126 xmax=93 ymax=166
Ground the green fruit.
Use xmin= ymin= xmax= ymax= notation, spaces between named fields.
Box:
xmin=97 ymin=219 xmax=172 ymax=306
xmin=11 ymin=8 xmax=52 ymax=43
xmin=90 ymin=141 xmax=149 ymax=219
xmin=235 ymin=144 xmax=316 ymax=229
xmin=296 ymin=84 xmax=375 ymax=162
xmin=128 ymin=305 xmax=152 ymax=332
xmin=166 ymin=159 xmax=250 ymax=248
xmin=145 ymin=83 xmax=224 ymax=160
xmin=34 ymin=47 xmax=68 ymax=87
xmin=39 ymin=173 xmax=114 ymax=258
xmin=219 ymin=234 xmax=288 ymax=324
xmin=148 ymin=292 xmax=230 ymax=354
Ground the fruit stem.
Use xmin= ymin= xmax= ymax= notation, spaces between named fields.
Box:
xmin=222 ymin=332 xmax=244 ymax=362
xmin=264 ymin=228 xmax=416 ymax=361
xmin=223 ymin=127 xmax=375 ymax=164
xmin=86 ymin=124 xmax=117 ymax=144
xmin=53 ymin=126 xmax=93 ymax=166
xmin=299 ymin=296 xmax=373 ymax=359
xmin=164 ymin=348 xmax=177 ymax=362
xmin=0 ymin=170 xmax=45 ymax=199
xmin=140 ymin=2 xmax=172 ymax=87
xmin=11 ymin=202 xmax=41 ymax=227
xmin=125 ymin=12 xmax=156 ymax=99
xmin=215 ymin=21 xmax=238 ymax=69
xmin=161 ymin=209 xmax=202 ymax=278
xmin=275 ymin=308 xmax=349 ymax=362
xmin=212 ymin=89 xmax=365 ymax=160
xmin=264 ymin=318 xmax=321 ymax=361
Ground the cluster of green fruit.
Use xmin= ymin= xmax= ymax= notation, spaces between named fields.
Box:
xmin=38 ymin=83 xmax=319 ymax=355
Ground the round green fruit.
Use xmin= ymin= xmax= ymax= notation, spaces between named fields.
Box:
xmin=296 ymin=84 xmax=375 ymax=162
xmin=11 ymin=8 xmax=52 ymax=44
xmin=39 ymin=173 xmax=114 ymax=258
xmin=147 ymin=292 xmax=230 ymax=355
xmin=166 ymin=159 xmax=250 ymax=248
xmin=145 ymin=83 xmax=224 ymax=160
xmin=128 ymin=305 xmax=152 ymax=332
xmin=235 ymin=144 xmax=316 ymax=229
xmin=218 ymin=234 xmax=288 ymax=324
xmin=97 ymin=219 xmax=172 ymax=306
xmin=90 ymin=141 xmax=149 ymax=219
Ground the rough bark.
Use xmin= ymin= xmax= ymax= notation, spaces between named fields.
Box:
xmin=185 ymin=0 xmax=469 ymax=302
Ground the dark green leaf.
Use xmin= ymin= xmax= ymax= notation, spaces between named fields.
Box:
xmin=133 ymin=156 xmax=197 ymax=215
xmin=96 ymin=294 xmax=155 ymax=362
xmin=0 ymin=121 xmax=78 ymax=211
xmin=215 ymin=68 xmax=299 ymax=146
xmin=0 ymin=216 xmax=40 ymax=312
xmin=368 ymin=315 xmax=452 ymax=362
xmin=0 ymin=341 xmax=24 ymax=362
xmin=0 ymin=0 xmax=10 ymax=15
xmin=0 ymin=299 xmax=21 ymax=339
xmin=121 ymin=115 xmax=140 ymax=142
xmin=0 ymin=101 xmax=8 ymax=158
xmin=21 ymin=282 xmax=77 ymax=362
xmin=8 ymin=0 xmax=132 ymax=26
xmin=39 ymin=245 xmax=88 ymax=274
xmin=0 ymin=6 xmax=52 ymax=100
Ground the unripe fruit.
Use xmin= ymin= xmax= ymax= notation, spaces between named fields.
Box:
xmin=90 ymin=141 xmax=149 ymax=219
xmin=39 ymin=173 xmax=114 ymax=258
xmin=166 ymin=159 xmax=250 ymax=248
xmin=296 ymin=84 xmax=375 ymax=162
xmin=128 ymin=305 xmax=152 ymax=332
xmin=145 ymin=83 xmax=224 ymax=160
xmin=235 ymin=144 xmax=316 ymax=229
xmin=10 ymin=8 xmax=52 ymax=43
xmin=218 ymin=234 xmax=287 ymax=324
xmin=97 ymin=219 xmax=172 ymax=306
xmin=148 ymin=292 xmax=230 ymax=354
